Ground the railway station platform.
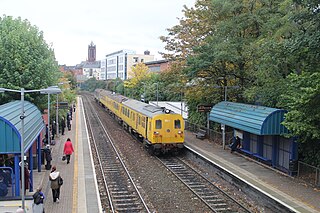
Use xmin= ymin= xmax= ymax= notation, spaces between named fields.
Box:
xmin=0 ymin=97 xmax=102 ymax=213
xmin=2 ymin=95 xmax=319 ymax=213
xmin=184 ymin=131 xmax=320 ymax=213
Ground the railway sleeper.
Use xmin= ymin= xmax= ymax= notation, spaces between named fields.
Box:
xmin=206 ymin=199 xmax=224 ymax=203
xmin=210 ymin=203 xmax=228 ymax=207
xmin=113 ymin=198 xmax=138 ymax=203
xmin=112 ymin=194 xmax=138 ymax=198
xmin=115 ymin=203 xmax=141 ymax=208
xmin=112 ymin=191 xmax=132 ymax=194
xmin=116 ymin=207 xmax=143 ymax=212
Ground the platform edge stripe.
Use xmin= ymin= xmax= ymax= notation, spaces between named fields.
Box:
xmin=81 ymin=96 xmax=103 ymax=213
xmin=72 ymin=97 xmax=79 ymax=212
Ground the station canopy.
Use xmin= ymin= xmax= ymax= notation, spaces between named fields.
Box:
xmin=210 ymin=101 xmax=289 ymax=135
xmin=0 ymin=100 xmax=45 ymax=153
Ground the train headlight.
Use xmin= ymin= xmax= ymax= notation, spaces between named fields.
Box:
xmin=164 ymin=109 xmax=171 ymax=114
xmin=178 ymin=130 xmax=183 ymax=134
xmin=154 ymin=131 xmax=159 ymax=135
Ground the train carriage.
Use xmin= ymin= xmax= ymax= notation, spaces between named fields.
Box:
xmin=94 ymin=89 xmax=184 ymax=154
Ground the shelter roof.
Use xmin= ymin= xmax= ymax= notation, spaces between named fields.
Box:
xmin=210 ymin=101 xmax=289 ymax=135
xmin=0 ymin=101 xmax=44 ymax=153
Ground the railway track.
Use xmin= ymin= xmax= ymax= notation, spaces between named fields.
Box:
xmin=82 ymin=95 xmax=151 ymax=213
xmin=158 ymin=156 xmax=251 ymax=213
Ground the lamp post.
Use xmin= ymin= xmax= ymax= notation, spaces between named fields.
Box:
xmin=0 ymin=86 xmax=61 ymax=211
xmin=141 ymin=82 xmax=146 ymax=102
xmin=156 ymin=83 xmax=159 ymax=106
xmin=55 ymin=82 xmax=69 ymax=139
xmin=41 ymin=86 xmax=62 ymax=146
xmin=214 ymin=85 xmax=239 ymax=149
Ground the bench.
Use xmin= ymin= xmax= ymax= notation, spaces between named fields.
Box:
xmin=253 ymin=154 xmax=272 ymax=166
xmin=239 ymin=149 xmax=252 ymax=156
xmin=196 ymin=129 xmax=206 ymax=140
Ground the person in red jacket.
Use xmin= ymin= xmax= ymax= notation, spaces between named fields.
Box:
xmin=63 ymin=138 xmax=74 ymax=164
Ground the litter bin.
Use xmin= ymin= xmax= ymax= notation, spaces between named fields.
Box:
xmin=289 ymin=160 xmax=298 ymax=172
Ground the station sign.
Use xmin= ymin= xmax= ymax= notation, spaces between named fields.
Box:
xmin=54 ymin=102 xmax=69 ymax=109
xmin=197 ymin=104 xmax=213 ymax=112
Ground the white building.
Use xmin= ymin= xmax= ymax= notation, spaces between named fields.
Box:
xmin=105 ymin=50 xmax=154 ymax=80
xmin=82 ymin=61 xmax=101 ymax=79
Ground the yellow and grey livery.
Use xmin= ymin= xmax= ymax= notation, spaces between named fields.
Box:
xmin=94 ymin=89 xmax=184 ymax=154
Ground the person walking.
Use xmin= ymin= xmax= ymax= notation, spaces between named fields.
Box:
xmin=32 ymin=186 xmax=45 ymax=213
xmin=63 ymin=138 xmax=74 ymax=164
xmin=49 ymin=166 xmax=62 ymax=203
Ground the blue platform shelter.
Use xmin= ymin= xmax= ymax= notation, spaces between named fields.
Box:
xmin=0 ymin=100 xmax=45 ymax=196
xmin=210 ymin=101 xmax=298 ymax=174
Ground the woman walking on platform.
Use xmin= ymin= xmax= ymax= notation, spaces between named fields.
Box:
xmin=49 ymin=166 xmax=62 ymax=203
xmin=63 ymin=138 xmax=74 ymax=164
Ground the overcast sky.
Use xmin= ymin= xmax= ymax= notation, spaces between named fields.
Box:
xmin=2 ymin=0 xmax=195 ymax=65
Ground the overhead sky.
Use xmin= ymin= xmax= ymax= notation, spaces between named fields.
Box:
xmin=2 ymin=0 xmax=195 ymax=65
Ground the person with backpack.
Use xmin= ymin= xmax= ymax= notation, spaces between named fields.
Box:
xmin=49 ymin=166 xmax=63 ymax=203
xmin=32 ymin=187 xmax=45 ymax=213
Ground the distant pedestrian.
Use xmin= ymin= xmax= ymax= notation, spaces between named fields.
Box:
xmin=63 ymin=138 xmax=74 ymax=164
xmin=32 ymin=186 xmax=45 ymax=213
xmin=67 ymin=113 xmax=71 ymax=131
xmin=49 ymin=166 xmax=62 ymax=203
xmin=44 ymin=145 xmax=52 ymax=170
xmin=60 ymin=117 xmax=66 ymax=135
xmin=51 ymin=121 xmax=56 ymax=141
xmin=69 ymin=106 xmax=73 ymax=120
xmin=230 ymin=136 xmax=241 ymax=153
xmin=73 ymin=103 xmax=76 ymax=112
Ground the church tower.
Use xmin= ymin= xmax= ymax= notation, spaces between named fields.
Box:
xmin=88 ymin=41 xmax=96 ymax=62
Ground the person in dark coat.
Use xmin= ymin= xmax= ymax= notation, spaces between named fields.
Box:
xmin=51 ymin=121 xmax=56 ymax=140
xmin=67 ymin=114 xmax=71 ymax=131
xmin=230 ymin=136 xmax=241 ymax=153
xmin=44 ymin=145 xmax=52 ymax=170
xmin=60 ymin=117 xmax=66 ymax=135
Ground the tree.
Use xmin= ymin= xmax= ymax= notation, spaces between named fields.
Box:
xmin=0 ymin=15 xmax=59 ymax=108
xmin=125 ymin=63 xmax=151 ymax=88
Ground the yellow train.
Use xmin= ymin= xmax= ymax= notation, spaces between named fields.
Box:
xmin=94 ymin=89 xmax=184 ymax=154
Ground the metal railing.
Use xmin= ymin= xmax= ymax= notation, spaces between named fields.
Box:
xmin=184 ymin=120 xmax=233 ymax=145
xmin=297 ymin=161 xmax=320 ymax=187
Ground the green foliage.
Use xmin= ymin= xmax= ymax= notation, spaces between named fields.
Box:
xmin=280 ymin=72 xmax=320 ymax=140
xmin=159 ymin=0 xmax=320 ymax=165
xmin=0 ymin=15 xmax=59 ymax=108
xmin=80 ymin=78 xmax=106 ymax=92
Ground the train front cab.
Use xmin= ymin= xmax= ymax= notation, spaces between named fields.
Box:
xmin=146 ymin=113 xmax=184 ymax=153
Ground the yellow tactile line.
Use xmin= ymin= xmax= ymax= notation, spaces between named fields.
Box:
xmin=72 ymin=97 xmax=79 ymax=212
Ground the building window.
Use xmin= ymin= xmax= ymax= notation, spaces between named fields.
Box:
xmin=133 ymin=57 xmax=138 ymax=62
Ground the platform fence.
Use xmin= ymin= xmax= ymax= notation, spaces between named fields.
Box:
xmin=184 ymin=121 xmax=233 ymax=145
xmin=297 ymin=161 xmax=320 ymax=187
